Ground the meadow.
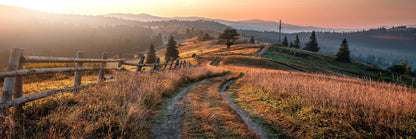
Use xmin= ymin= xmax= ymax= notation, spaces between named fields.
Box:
xmin=1 ymin=40 xmax=415 ymax=138
xmin=226 ymin=66 xmax=416 ymax=138
xmin=1 ymin=66 xmax=226 ymax=138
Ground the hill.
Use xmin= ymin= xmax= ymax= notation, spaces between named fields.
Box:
xmin=1 ymin=39 xmax=415 ymax=138
xmin=240 ymin=27 xmax=416 ymax=68
xmin=0 ymin=5 xmax=226 ymax=67
xmin=104 ymin=13 xmax=350 ymax=33
xmin=0 ymin=5 xmax=159 ymax=65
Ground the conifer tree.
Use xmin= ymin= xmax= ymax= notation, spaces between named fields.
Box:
xmin=289 ymin=42 xmax=294 ymax=47
xmin=303 ymin=31 xmax=320 ymax=52
xmin=145 ymin=43 xmax=157 ymax=64
xmin=282 ymin=36 xmax=288 ymax=47
xmin=165 ymin=35 xmax=179 ymax=60
xmin=249 ymin=36 xmax=255 ymax=44
xmin=335 ymin=39 xmax=351 ymax=62
xmin=293 ymin=34 xmax=300 ymax=49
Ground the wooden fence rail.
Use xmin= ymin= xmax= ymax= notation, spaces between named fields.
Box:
xmin=0 ymin=48 xmax=200 ymax=111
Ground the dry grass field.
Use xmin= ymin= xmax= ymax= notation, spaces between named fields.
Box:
xmin=2 ymin=40 xmax=415 ymax=138
xmin=181 ymin=72 xmax=258 ymax=138
xmin=226 ymin=66 xmax=416 ymax=138
xmin=1 ymin=67 xmax=227 ymax=138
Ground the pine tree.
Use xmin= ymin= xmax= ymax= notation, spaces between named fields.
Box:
xmin=218 ymin=28 xmax=239 ymax=49
xmin=165 ymin=35 xmax=179 ymax=61
xmin=303 ymin=31 xmax=320 ymax=52
xmin=282 ymin=36 xmax=288 ymax=47
xmin=289 ymin=42 xmax=294 ymax=47
xmin=293 ymin=34 xmax=300 ymax=49
xmin=145 ymin=43 xmax=157 ymax=64
xmin=249 ymin=36 xmax=255 ymax=44
xmin=335 ymin=39 xmax=351 ymax=62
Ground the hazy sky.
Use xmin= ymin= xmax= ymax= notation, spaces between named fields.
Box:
xmin=1 ymin=0 xmax=416 ymax=29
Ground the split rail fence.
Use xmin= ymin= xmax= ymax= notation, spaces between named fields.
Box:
xmin=0 ymin=48 xmax=199 ymax=110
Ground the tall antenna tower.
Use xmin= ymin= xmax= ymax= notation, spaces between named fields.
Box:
xmin=278 ymin=20 xmax=282 ymax=44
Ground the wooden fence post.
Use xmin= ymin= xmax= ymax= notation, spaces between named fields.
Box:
xmin=152 ymin=58 xmax=160 ymax=71
xmin=1 ymin=48 xmax=23 ymax=115
xmin=1 ymin=48 xmax=23 ymax=103
xmin=169 ymin=59 xmax=175 ymax=70
xmin=98 ymin=52 xmax=107 ymax=82
xmin=174 ymin=60 xmax=180 ymax=69
xmin=74 ymin=51 xmax=84 ymax=87
xmin=118 ymin=53 xmax=122 ymax=68
xmin=13 ymin=49 xmax=24 ymax=119
xmin=163 ymin=57 xmax=170 ymax=70
xmin=181 ymin=61 xmax=184 ymax=68
xmin=137 ymin=56 xmax=145 ymax=72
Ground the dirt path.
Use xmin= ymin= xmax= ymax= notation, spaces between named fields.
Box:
xmin=253 ymin=45 xmax=270 ymax=57
xmin=220 ymin=74 xmax=270 ymax=139
xmin=151 ymin=79 xmax=208 ymax=139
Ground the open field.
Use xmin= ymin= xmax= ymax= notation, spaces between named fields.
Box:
xmin=1 ymin=67 xmax=227 ymax=138
xmin=181 ymin=72 xmax=258 ymax=138
xmin=2 ymin=40 xmax=416 ymax=138
xmin=263 ymin=46 xmax=416 ymax=87
xmin=226 ymin=66 xmax=416 ymax=138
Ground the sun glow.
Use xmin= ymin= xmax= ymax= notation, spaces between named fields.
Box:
xmin=0 ymin=0 xmax=161 ymax=15
xmin=1 ymin=0 xmax=416 ymax=28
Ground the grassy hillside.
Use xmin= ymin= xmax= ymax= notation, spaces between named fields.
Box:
xmin=1 ymin=39 xmax=415 ymax=138
xmin=263 ymin=46 xmax=416 ymax=87
xmin=226 ymin=66 xmax=416 ymax=138
xmin=239 ymin=27 xmax=416 ymax=69
xmin=1 ymin=67 xmax=227 ymax=138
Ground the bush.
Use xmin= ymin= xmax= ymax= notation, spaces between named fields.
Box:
xmin=388 ymin=62 xmax=406 ymax=74
xmin=0 ymin=64 xmax=5 ymax=71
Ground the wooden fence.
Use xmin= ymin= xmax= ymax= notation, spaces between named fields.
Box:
xmin=0 ymin=48 xmax=198 ymax=110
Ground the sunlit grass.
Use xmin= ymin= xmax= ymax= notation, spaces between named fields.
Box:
xmin=182 ymin=72 xmax=257 ymax=138
xmin=227 ymin=66 xmax=416 ymax=138
xmin=212 ymin=48 xmax=261 ymax=55
xmin=1 ymin=66 xmax=227 ymax=138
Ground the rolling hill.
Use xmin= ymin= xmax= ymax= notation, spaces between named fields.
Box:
xmin=104 ymin=13 xmax=353 ymax=33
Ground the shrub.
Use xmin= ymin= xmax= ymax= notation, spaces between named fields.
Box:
xmin=388 ymin=62 xmax=406 ymax=74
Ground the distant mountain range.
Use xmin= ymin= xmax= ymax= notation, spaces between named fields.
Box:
xmin=105 ymin=13 xmax=358 ymax=33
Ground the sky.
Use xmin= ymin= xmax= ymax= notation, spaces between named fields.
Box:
xmin=1 ymin=0 xmax=416 ymax=29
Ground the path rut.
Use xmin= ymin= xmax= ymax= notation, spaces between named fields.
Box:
xmin=220 ymin=74 xmax=270 ymax=139
xmin=151 ymin=79 xmax=207 ymax=139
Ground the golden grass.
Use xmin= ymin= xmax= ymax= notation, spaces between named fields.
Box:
xmin=23 ymin=63 xmax=101 ymax=69
xmin=0 ymin=71 xmax=115 ymax=98
xmin=182 ymin=72 xmax=258 ymax=138
xmin=227 ymin=66 xmax=416 ymax=138
xmin=1 ymin=66 xmax=227 ymax=138
xmin=212 ymin=48 xmax=261 ymax=55
xmin=220 ymin=55 xmax=292 ymax=71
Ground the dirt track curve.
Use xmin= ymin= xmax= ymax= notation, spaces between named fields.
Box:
xmin=151 ymin=79 xmax=208 ymax=139
xmin=220 ymin=74 xmax=270 ymax=139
